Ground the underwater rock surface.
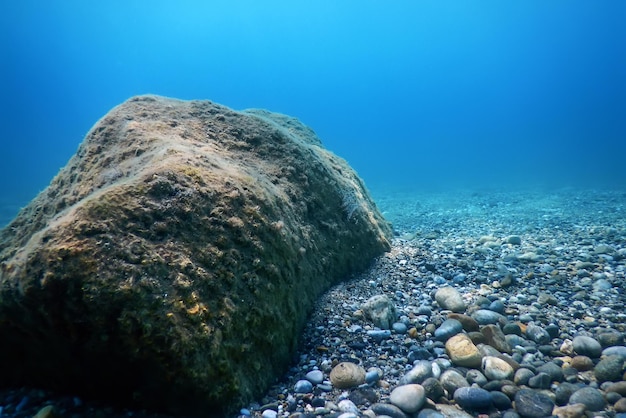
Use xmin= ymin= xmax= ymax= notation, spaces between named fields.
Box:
xmin=0 ymin=95 xmax=391 ymax=416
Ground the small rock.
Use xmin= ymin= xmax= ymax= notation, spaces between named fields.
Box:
xmin=594 ymin=354 xmax=625 ymax=383
xmin=448 ymin=313 xmax=480 ymax=332
xmin=392 ymin=322 xmax=408 ymax=334
xmin=528 ymin=372 xmax=551 ymax=389
xmin=536 ymin=362 xmax=564 ymax=382
xmin=422 ymin=377 xmax=445 ymax=402
xmin=482 ymin=356 xmax=514 ymax=380
xmin=615 ymin=398 xmax=626 ymax=413
xmin=305 ymin=370 xmax=324 ymax=385
xmin=491 ymin=390 xmax=513 ymax=410
xmin=400 ymin=360 xmax=433 ymax=385
xmin=572 ymin=335 xmax=602 ymax=358
xmin=435 ymin=286 xmax=466 ymax=313
xmin=482 ymin=324 xmax=512 ymax=354
xmin=552 ymin=403 xmax=586 ymax=418
xmin=294 ymin=379 xmax=313 ymax=393
xmin=330 ymin=362 xmax=366 ymax=389
xmin=514 ymin=388 xmax=555 ymax=418
xmin=454 ymin=387 xmax=493 ymax=412
xmin=370 ymin=402 xmax=409 ymax=418
xmin=434 ymin=319 xmax=463 ymax=341
xmin=568 ymin=386 xmax=606 ymax=411
xmin=525 ymin=324 xmax=551 ymax=345
xmin=507 ymin=235 xmax=522 ymax=245
xmin=514 ymin=368 xmax=535 ymax=386
xmin=471 ymin=309 xmax=506 ymax=325
xmin=337 ymin=399 xmax=360 ymax=414
xmin=440 ymin=369 xmax=470 ymax=395
xmin=33 ymin=406 xmax=57 ymax=418
xmin=607 ymin=381 xmax=626 ymax=396
xmin=261 ymin=410 xmax=277 ymax=418
xmin=390 ymin=384 xmax=426 ymax=413
xmin=570 ymin=355 xmax=594 ymax=371
xmin=361 ymin=294 xmax=397 ymax=330
xmin=445 ymin=333 xmax=482 ymax=368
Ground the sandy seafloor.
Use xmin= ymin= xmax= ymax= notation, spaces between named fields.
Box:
xmin=0 ymin=186 xmax=625 ymax=417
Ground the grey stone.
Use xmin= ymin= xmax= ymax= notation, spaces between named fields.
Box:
xmin=594 ymin=355 xmax=625 ymax=383
xmin=482 ymin=356 xmax=514 ymax=381
xmin=528 ymin=372 xmax=551 ymax=389
xmin=514 ymin=368 xmax=535 ymax=386
xmin=294 ymin=379 xmax=313 ymax=393
xmin=390 ymin=384 xmax=426 ymax=413
xmin=491 ymin=390 xmax=513 ymax=410
xmin=525 ymin=324 xmax=551 ymax=345
xmin=514 ymin=388 xmax=555 ymax=418
xmin=536 ymin=361 xmax=564 ymax=382
xmin=370 ymin=403 xmax=409 ymax=418
xmin=454 ymin=387 xmax=492 ymax=412
xmin=603 ymin=346 xmax=626 ymax=359
xmin=440 ymin=369 xmax=470 ymax=395
xmin=572 ymin=335 xmax=602 ymax=358
xmin=435 ymin=286 xmax=466 ymax=313
xmin=392 ymin=322 xmax=408 ymax=334
xmin=422 ymin=377 xmax=445 ymax=402
xmin=482 ymin=324 xmax=512 ymax=354
xmin=400 ymin=360 xmax=433 ymax=385
xmin=361 ymin=295 xmax=397 ymax=330
xmin=434 ymin=318 xmax=463 ymax=342
xmin=305 ymin=370 xmax=324 ymax=385
xmin=472 ymin=309 xmax=506 ymax=325
xmin=568 ymin=387 xmax=606 ymax=411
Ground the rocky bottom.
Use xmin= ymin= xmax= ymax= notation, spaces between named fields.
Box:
xmin=239 ymin=187 xmax=626 ymax=418
xmin=1 ymin=187 xmax=625 ymax=418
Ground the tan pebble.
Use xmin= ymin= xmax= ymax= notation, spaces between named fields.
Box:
xmin=552 ymin=403 xmax=586 ymax=418
xmin=606 ymin=381 xmax=626 ymax=396
xmin=33 ymin=405 xmax=57 ymax=418
xmin=329 ymin=362 xmax=366 ymax=389
xmin=445 ymin=333 xmax=482 ymax=368
xmin=377 ymin=379 xmax=391 ymax=389
xmin=614 ymin=397 xmax=626 ymax=413
xmin=570 ymin=355 xmax=594 ymax=371
xmin=408 ymin=327 xmax=419 ymax=338
xmin=560 ymin=339 xmax=574 ymax=355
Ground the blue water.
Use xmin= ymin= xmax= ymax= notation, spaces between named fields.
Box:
xmin=1 ymin=1 xmax=625 ymax=226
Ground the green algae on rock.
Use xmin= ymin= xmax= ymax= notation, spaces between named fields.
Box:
xmin=0 ymin=95 xmax=391 ymax=416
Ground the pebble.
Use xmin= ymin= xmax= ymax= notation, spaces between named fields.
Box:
xmin=434 ymin=286 xmax=466 ymax=313
xmin=434 ymin=318 xmax=463 ymax=341
xmin=330 ymin=362 xmax=366 ymax=389
xmin=389 ymin=384 xmax=426 ymax=413
xmin=337 ymin=399 xmax=360 ymax=414
xmin=400 ymin=360 xmax=433 ymax=385
xmin=525 ymin=324 xmax=551 ymax=345
xmin=594 ymin=355 xmax=625 ymax=383
xmin=514 ymin=388 xmax=555 ymax=418
xmin=445 ymin=334 xmax=482 ymax=368
xmin=482 ymin=356 xmax=514 ymax=380
xmin=293 ymin=379 xmax=313 ymax=393
xmin=572 ymin=335 xmax=603 ymax=358
xmin=361 ymin=294 xmax=397 ymax=330
xmin=471 ymin=309 xmax=505 ymax=325
xmin=453 ymin=387 xmax=492 ymax=412
xmin=568 ymin=386 xmax=606 ymax=411
xmin=305 ymin=370 xmax=324 ymax=385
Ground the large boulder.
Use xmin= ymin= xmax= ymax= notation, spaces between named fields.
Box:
xmin=0 ymin=95 xmax=391 ymax=416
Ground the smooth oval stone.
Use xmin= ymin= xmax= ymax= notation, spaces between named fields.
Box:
xmin=417 ymin=409 xmax=445 ymax=418
xmin=595 ymin=355 xmax=625 ymax=383
xmin=448 ymin=313 xmax=480 ymax=332
xmin=400 ymin=360 xmax=433 ymax=385
xmin=491 ymin=390 xmax=513 ymax=410
xmin=435 ymin=286 xmax=466 ymax=313
xmin=421 ymin=377 xmax=445 ymax=402
xmin=489 ymin=300 xmax=506 ymax=314
xmin=482 ymin=356 xmax=514 ymax=380
xmin=607 ymin=381 xmax=626 ymax=396
xmin=393 ymin=322 xmax=408 ymax=334
xmin=440 ymin=369 xmax=470 ymax=395
xmin=502 ymin=322 xmax=522 ymax=336
xmin=603 ymin=346 xmax=626 ymax=359
xmin=294 ymin=379 xmax=313 ymax=393
xmin=514 ymin=388 xmax=555 ymax=418
xmin=554 ymin=382 xmax=580 ymax=406
xmin=370 ymin=402 xmax=409 ymax=418
xmin=330 ymin=362 xmax=366 ymax=389
xmin=454 ymin=387 xmax=493 ymax=412
xmin=305 ymin=370 xmax=324 ymax=385
xmin=514 ymin=368 xmax=535 ymax=386
xmin=572 ymin=335 xmax=602 ymax=358
xmin=466 ymin=369 xmax=488 ymax=386
xmin=445 ymin=334 xmax=482 ymax=368
xmin=525 ymin=324 xmax=551 ymax=345
xmin=536 ymin=362 xmax=564 ymax=382
xmin=434 ymin=318 xmax=463 ymax=341
xmin=472 ymin=309 xmax=506 ymax=325
xmin=598 ymin=332 xmax=624 ymax=348
xmin=569 ymin=387 xmax=606 ymax=411
xmin=570 ymin=355 xmax=594 ymax=371
xmin=390 ymin=384 xmax=426 ymax=413
xmin=454 ymin=387 xmax=491 ymax=412
xmin=367 ymin=329 xmax=392 ymax=341
xmin=365 ymin=369 xmax=381 ymax=385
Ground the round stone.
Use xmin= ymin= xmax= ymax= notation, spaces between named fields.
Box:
xmin=435 ymin=286 xmax=466 ymax=313
xmin=482 ymin=356 xmax=514 ymax=380
xmin=422 ymin=377 xmax=445 ymax=402
xmin=594 ymin=355 xmax=625 ymax=383
xmin=569 ymin=387 xmax=606 ymax=411
xmin=337 ymin=399 xmax=360 ymax=414
xmin=261 ymin=410 xmax=277 ymax=418
xmin=392 ymin=322 xmax=408 ymax=334
xmin=525 ymin=324 xmax=551 ymax=345
xmin=371 ymin=402 xmax=411 ymax=418
xmin=445 ymin=333 xmax=482 ymax=368
xmin=305 ymin=370 xmax=324 ymax=385
xmin=440 ymin=369 xmax=469 ymax=395
xmin=572 ymin=335 xmax=602 ymax=358
xmin=390 ymin=384 xmax=426 ymax=413
xmin=514 ymin=368 xmax=535 ymax=386
xmin=491 ymin=390 xmax=513 ymax=410
xmin=434 ymin=318 xmax=463 ymax=342
xmin=361 ymin=294 xmax=397 ymax=330
xmin=454 ymin=387 xmax=492 ymax=412
xmin=400 ymin=360 xmax=433 ymax=385
xmin=330 ymin=362 xmax=366 ymax=389
xmin=471 ymin=309 xmax=506 ymax=325
xmin=570 ymin=355 xmax=594 ymax=371
xmin=294 ymin=379 xmax=313 ymax=393
xmin=514 ymin=388 xmax=555 ymax=418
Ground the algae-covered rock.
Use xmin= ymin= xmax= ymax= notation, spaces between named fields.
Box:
xmin=0 ymin=95 xmax=391 ymax=416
